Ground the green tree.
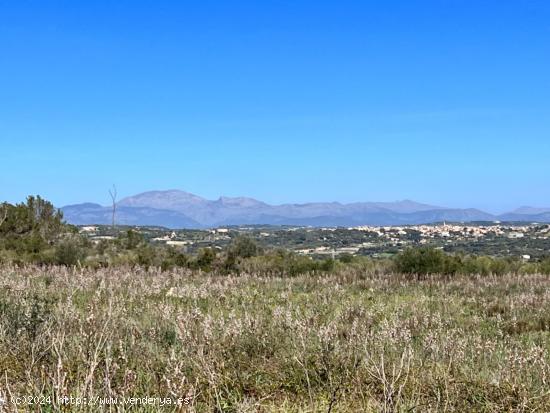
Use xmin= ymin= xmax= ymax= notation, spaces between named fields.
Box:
xmin=394 ymin=247 xmax=448 ymax=275
xmin=55 ymin=239 xmax=86 ymax=266
xmin=124 ymin=229 xmax=143 ymax=250
xmin=229 ymin=236 xmax=259 ymax=259
xmin=196 ymin=248 xmax=216 ymax=271
xmin=0 ymin=196 xmax=67 ymax=261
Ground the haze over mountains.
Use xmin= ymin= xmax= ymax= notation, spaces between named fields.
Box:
xmin=60 ymin=190 xmax=550 ymax=229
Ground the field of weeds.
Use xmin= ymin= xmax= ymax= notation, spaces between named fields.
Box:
xmin=1 ymin=266 xmax=550 ymax=412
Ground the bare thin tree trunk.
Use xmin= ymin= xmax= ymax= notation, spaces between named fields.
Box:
xmin=108 ymin=185 xmax=117 ymax=229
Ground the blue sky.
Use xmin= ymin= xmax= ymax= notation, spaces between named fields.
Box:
xmin=0 ymin=0 xmax=549 ymax=213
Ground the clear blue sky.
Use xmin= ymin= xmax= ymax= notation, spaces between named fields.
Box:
xmin=1 ymin=0 xmax=549 ymax=213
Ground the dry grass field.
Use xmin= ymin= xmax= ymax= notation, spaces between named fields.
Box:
xmin=1 ymin=266 xmax=550 ymax=412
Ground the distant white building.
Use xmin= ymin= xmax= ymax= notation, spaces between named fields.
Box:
xmin=508 ymin=232 xmax=524 ymax=239
xmin=80 ymin=226 xmax=98 ymax=233
xmin=167 ymin=240 xmax=189 ymax=246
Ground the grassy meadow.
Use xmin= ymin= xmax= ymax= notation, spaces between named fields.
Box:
xmin=1 ymin=265 xmax=550 ymax=412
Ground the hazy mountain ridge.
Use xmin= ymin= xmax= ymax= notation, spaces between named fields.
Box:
xmin=60 ymin=190 xmax=550 ymax=229
xmin=62 ymin=202 xmax=201 ymax=228
xmin=511 ymin=206 xmax=550 ymax=215
xmin=499 ymin=212 xmax=550 ymax=223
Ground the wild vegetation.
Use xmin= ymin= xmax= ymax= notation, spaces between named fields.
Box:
xmin=1 ymin=266 xmax=550 ymax=411
xmin=2 ymin=197 xmax=550 ymax=411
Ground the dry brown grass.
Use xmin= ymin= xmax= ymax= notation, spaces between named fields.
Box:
xmin=1 ymin=266 xmax=550 ymax=412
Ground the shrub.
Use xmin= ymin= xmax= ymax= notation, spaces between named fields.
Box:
xmin=124 ymin=229 xmax=144 ymax=250
xmin=539 ymin=258 xmax=550 ymax=275
xmin=338 ymin=253 xmax=354 ymax=263
xmin=319 ymin=258 xmax=335 ymax=272
xmin=195 ymin=248 xmax=217 ymax=271
xmin=54 ymin=240 xmax=86 ymax=266
xmin=394 ymin=247 xmax=448 ymax=275
xmin=229 ymin=236 xmax=259 ymax=259
xmin=136 ymin=245 xmax=156 ymax=268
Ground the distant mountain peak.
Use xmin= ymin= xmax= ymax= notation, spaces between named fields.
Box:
xmin=63 ymin=202 xmax=103 ymax=209
xmin=118 ymin=189 xmax=208 ymax=209
xmin=396 ymin=199 xmax=436 ymax=207
xmin=60 ymin=189 xmax=550 ymax=229
xmin=216 ymin=196 xmax=267 ymax=208
xmin=124 ymin=189 xmax=206 ymax=201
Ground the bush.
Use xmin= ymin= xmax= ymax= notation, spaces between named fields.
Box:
xmin=229 ymin=236 xmax=259 ymax=259
xmin=394 ymin=247 xmax=449 ymax=275
xmin=136 ymin=245 xmax=156 ymax=268
xmin=319 ymin=258 xmax=335 ymax=272
xmin=195 ymin=248 xmax=217 ymax=271
xmin=124 ymin=229 xmax=144 ymax=250
xmin=338 ymin=253 xmax=354 ymax=264
xmin=538 ymin=258 xmax=550 ymax=274
xmin=55 ymin=240 xmax=86 ymax=266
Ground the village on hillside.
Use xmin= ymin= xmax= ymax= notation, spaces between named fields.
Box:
xmin=79 ymin=222 xmax=550 ymax=260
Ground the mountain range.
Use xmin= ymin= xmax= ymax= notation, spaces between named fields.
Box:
xmin=60 ymin=190 xmax=550 ymax=229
